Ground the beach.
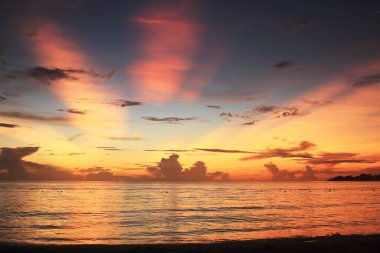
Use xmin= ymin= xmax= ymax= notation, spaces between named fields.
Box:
xmin=1 ymin=234 xmax=379 ymax=253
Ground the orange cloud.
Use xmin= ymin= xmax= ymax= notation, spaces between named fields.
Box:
xmin=127 ymin=3 xmax=201 ymax=102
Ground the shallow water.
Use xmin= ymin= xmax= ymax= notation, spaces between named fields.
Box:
xmin=0 ymin=181 xmax=379 ymax=244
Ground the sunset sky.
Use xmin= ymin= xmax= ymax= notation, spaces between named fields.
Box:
xmin=0 ymin=0 xmax=380 ymax=181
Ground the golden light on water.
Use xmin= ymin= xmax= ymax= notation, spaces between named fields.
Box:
xmin=1 ymin=181 xmax=379 ymax=244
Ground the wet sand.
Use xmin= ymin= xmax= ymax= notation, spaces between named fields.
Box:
xmin=1 ymin=234 xmax=379 ymax=253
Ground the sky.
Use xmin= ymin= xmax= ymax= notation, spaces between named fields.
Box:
xmin=0 ymin=0 xmax=380 ymax=181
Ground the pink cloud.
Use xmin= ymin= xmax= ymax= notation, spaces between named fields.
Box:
xmin=127 ymin=3 xmax=201 ymax=102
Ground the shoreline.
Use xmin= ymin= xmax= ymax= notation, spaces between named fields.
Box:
xmin=1 ymin=234 xmax=379 ymax=253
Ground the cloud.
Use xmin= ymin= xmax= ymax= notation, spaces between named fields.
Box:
xmin=68 ymin=153 xmax=85 ymax=156
xmin=0 ymin=111 xmax=70 ymax=123
xmin=100 ymin=136 xmax=141 ymax=141
xmin=308 ymin=152 xmax=377 ymax=165
xmin=352 ymin=73 xmax=380 ymax=87
xmin=22 ymin=161 xmax=81 ymax=180
xmin=81 ymin=167 xmax=150 ymax=181
xmin=0 ymin=147 xmax=129 ymax=181
xmin=67 ymin=133 xmax=84 ymax=142
xmin=127 ymin=2 xmax=201 ymax=101
xmin=241 ymin=141 xmax=377 ymax=170
xmin=240 ymin=141 xmax=316 ymax=160
xmin=300 ymin=165 xmax=318 ymax=181
xmin=96 ymin=146 xmax=116 ymax=149
xmin=146 ymin=154 xmax=229 ymax=181
xmin=219 ymin=112 xmax=252 ymax=121
xmin=58 ymin=109 xmax=86 ymax=115
xmin=264 ymin=162 xmax=296 ymax=181
xmin=142 ymin=116 xmax=198 ymax=124
xmin=274 ymin=106 xmax=310 ymax=118
xmin=274 ymin=61 xmax=295 ymax=68
xmin=86 ymin=68 xmax=116 ymax=79
xmin=144 ymin=149 xmax=194 ymax=152
xmin=79 ymin=167 xmax=106 ymax=173
xmin=253 ymin=105 xmax=309 ymax=118
xmin=0 ymin=147 xmax=79 ymax=180
xmin=80 ymin=167 xmax=125 ymax=181
xmin=86 ymin=171 xmax=120 ymax=181
xmin=25 ymin=28 xmax=39 ymax=37
xmin=302 ymin=99 xmax=333 ymax=105
xmin=360 ymin=166 xmax=380 ymax=175
xmin=220 ymin=105 xmax=309 ymax=124
xmin=255 ymin=105 xmax=276 ymax=113
xmin=96 ymin=147 xmax=122 ymax=151
xmin=107 ymin=100 xmax=142 ymax=107
xmin=67 ymin=97 xmax=143 ymax=107
xmin=182 ymin=161 xmax=208 ymax=181
xmin=26 ymin=66 xmax=76 ymax=83
xmin=219 ymin=112 xmax=233 ymax=121
xmin=0 ymin=123 xmax=19 ymax=128
xmin=206 ymin=105 xmax=221 ymax=109
xmin=3 ymin=66 xmax=116 ymax=85
xmin=1 ymin=91 xmax=19 ymax=99
xmin=264 ymin=162 xmax=318 ymax=181
xmin=242 ymin=121 xmax=257 ymax=126
xmin=195 ymin=148 xmax=253 ymax=154
xmin=147 ymin=154 xmax=182 ymax=180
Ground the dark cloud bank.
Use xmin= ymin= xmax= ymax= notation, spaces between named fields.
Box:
xmin=58 ymin=109 xmax=86 ymax=115
xmin=1 ymin=142 xmax=375 ymax=181
xmin=147 ymin=154 xmax=229 ymax=181
xmin=273 ymin=60 xmax=295 ymax=69
xmin=206 ymin=105 xmax=222 ymax=109
xmin=220 ymin=104 xmax=310 ymax=125
xmin=0 ymin=123 xmax=18 ymax=128
xmin=0 ymin=148 xmax=228 ymax=182
xmin=3 ymin=66 xmax=115 ymax=84
xmin=142 ymin=116 xmax=198 ymax=124
xmin=240 ymin=141 xmax=316 ymax=160
xmin=68 ymin=98 xmax=142 ymax=107
xmin=0 ymin=111 xmax=70 ymax=123
xmin=264 ymin=162 xmax=317 ymax=181
xmin=240 ymin=141 xmax=377 ymax=166
xmin=0 ymin=147 xmax=80 ymax=180
xmin=352 ymin=73 xmax=380 ymax=87
xmin=0 ymin=147 xmax=132 ymax=181
xmin=240 ymin=141 xmax=379 ymax=181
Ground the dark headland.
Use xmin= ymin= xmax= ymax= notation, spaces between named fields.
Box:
xmin=328 ymin=173 xmax=380 ymax=181
xmin=1 ymin=234 xmax=379 ymax=253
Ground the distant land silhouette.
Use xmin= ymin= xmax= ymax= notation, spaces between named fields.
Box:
xmin=328 ymin=173 xmax=380 ymax=181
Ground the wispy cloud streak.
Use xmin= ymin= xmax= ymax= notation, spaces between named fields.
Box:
xmin=127 ymin=2 xmax=200 ymax=101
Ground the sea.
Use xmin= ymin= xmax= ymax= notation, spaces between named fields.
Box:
xmin=0 ymin=181 xmax=379 ymax=244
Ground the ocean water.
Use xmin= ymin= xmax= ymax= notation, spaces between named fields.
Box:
xmin=0 ymin=181 xmax=379 ymax=244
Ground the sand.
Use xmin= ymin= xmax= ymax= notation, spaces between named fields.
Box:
xmin=1 ymin=234 xmax=379 ymax=253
